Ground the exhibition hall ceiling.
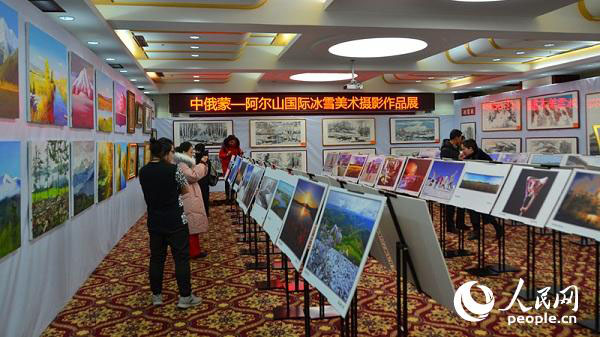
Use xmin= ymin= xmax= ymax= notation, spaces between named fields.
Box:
xmin=44 ymin=0 xmax=600 ymax=94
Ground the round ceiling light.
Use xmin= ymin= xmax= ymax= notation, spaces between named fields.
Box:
xmin=190 ymin=35 xmax=200 ymax=39
xmin=328 ymin=38 xmax=427 ymax=58
xmin=290 ymin=73 xmax=356 ymax=82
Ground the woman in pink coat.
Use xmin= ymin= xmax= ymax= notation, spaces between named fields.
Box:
xmin=174 ymin=142 xmax=209 ymax=258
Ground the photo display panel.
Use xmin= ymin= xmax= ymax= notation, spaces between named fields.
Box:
xmin=250 ymin=167 xmax=279 ymax=225
xmin=236 ymin=164 xmax=255 ymax=206
xmin=276 ymin=178 xmax=329 ymax=270
xmin=232 ymin=160 xmax=249 ymax=191
xmin=395 ymin=158 xmax=433 ymax=196
xmin=374 ymin=156 xmax=407 ymax=191
xmin=334 ymin=153 xmax=353 ymax=177
xmin=492 ymin=166 xmax=571 ymax=228
xmin=499 ymin=153 xmax=530 ymax=164
xmin=262 ymin=171 xmax=299 ymax=242
xmin=419 ymin=160 xmax=466 ymax=204
xmin=358 ymin=155 xmax=385 ymax=187
xmin=449 ymin=161 xmax=512 ymax=214
xmin=239 ymin=165 xmax=265 ymax=214
xmin=343 ymin=155 xmax=368 ymax=183
xmin=548 ymin=169 xmax=600 ymax=240
xmin=301 ymin=187 xmax=386 ymax=317
xmin=489 ymin=153 xmax=501 ymax=161
xmin=528 ymin=154 xmax=565 ymax=166
xmin=418 ymin=148 xmax=441 ymax=159
xmin=226 ymin=156 xmax=242 ymax=185
xmin=323 ymin=152 xmax=339 ymax=175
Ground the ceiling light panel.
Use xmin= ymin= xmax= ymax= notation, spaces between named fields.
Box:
xmin=131 ymin=31 xmax=250 ymax=43
xmin=143 ymin=42 xmax=243 ymax=53
xmin=329 ymin=37 xmax=428 ymax=58
xmin=290 ymin=73 xmax=356 ymax=82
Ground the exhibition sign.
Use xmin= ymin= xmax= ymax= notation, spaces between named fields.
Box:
xmin=169 ymin=93 xmax=435 ymax=115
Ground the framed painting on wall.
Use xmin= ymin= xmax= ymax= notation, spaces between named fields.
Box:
xmin=587 ymin=93 xmax=600 ymax=155
xmin=0 ymin=2 xmax=18 ymax=119
xmin=390 ymin=117 xmax=440 ymax=144
xmin=460 ymin=122 xmax=476 ymax=141
xmin=249 ymin=119 xmax=306 ymax=148
xmin=481 ymin=138 xmax=522 ymax=153
xmin=114 ymin=82 xmax=127 ymax=133
xmin=97 ymin=142 xmax=114 ymax=203
xmin=136 ymin=102 xmax=143 ymax=128
xmin=71 ymin=141 xmax=95 ymax=216
xmin=0 ymin=141 xmax=20 ymax=258
xmin=251 ymin=150 xmax=307 ymax=172
xmin=481 ymin=98 xmax=522 ymax=132
xmin=96 ymin=71 xmax=113 ymax=132
xmin=526 ymin=91 xmax=579 ymax=130
xmin=322 ymin=118 xmax=376 ymax=146
xmin=526 ymin=137 xmax=578 ymax=154
xmin=69 ymin=52 xmax=94 ymax=129
xmin=143 ymin=104 xmax=152 ymax=134
xmin=323 ymin=148 xmax=376 ymax=164
xmin=173 ymin=120 xmax=233 ymax=147
xmin=126 ymin=91 xmax=136 ymax=134
xmin=127 ymin=143 xmax=137 ymax=180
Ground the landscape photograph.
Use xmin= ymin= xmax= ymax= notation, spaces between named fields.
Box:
xmin=529 ymin=154 xmax=563 ymax=166
xmin=0 ymin=141 xmax=20 ymax=259
xmin=322 ymin=118 xmax=375 ymax=146
xmin=115 ymin=143 xmax=127 ymax=192
xmin=375 ymin=156 xmax=405 ymax=190
xmin=500 ymin=153 xmax=530 ymax=164
xmin=0 ymin=2 xmax=18 ymax=119
xmin=553 ymin=171 xmax=600 ymax=231
xmin=70 ymin=53 xmax=94 ymax=129
xmin=269 ymin=180 xmax=295 ymax=221
xmin=503 ymin=169 xmax=557 ymax=219
xmin=459 ymin=172 xmax=503 ymax=194
xmin=71 ymin=141 xmax=95 ymax=216
xmin=344 ymin=155 xmax=368 ymax=180
xmin=335 ymin=153 xmax=353 ymax=176
xmin=391 ymin=118 xmax=439 ymax=144
xmin=28 ymin=24 xmax=68 ymax=126
xmin=255 ymin=176 xmax=278 ymax=210
xmin=397 ymin=158 xmax=432 ymax=194
xmin=527 ymin=137 xmax=577 ymax=154
xmin=174 ymin=120 xmax=233 ymax=147
xmin=97 ymin=142 xmax=113 ymax=202
xmin=278 ymin=179 xmax=326 ymax=260
xmin=127 ymin=144 xmax=137 ymax=179
xmin=421 ymin=161 xmax=465 ymax=201
xmin=250 ymin=119 xmax=306 ymax=147
xmin=241 ymin=166 xmax=264 ymax=209
xmin=29 ymin=140 xmax=70 ymax=239
xmin=358 ymin=155 xmax=384 ymax=186
xmin=236 ymin=164 xmax=255 ymax=203
xmin=251 ymin=151 xmax=307 ymax=172
xmin=96 ymin=71 xmax=113 ymax=132
xmin=234 ymin=161 xmax=248 ymax=187
xmin=323 ymin=152 xmax=339 ymax=173
xmin=304 ymin=189 xmax=383 ymax=304
xmin=481 ymin=138 xmax=521 ymax=153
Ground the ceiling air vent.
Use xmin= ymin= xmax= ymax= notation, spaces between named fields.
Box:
xmin=156 ymin=72 xmax=165 ymax=77
xmin=29 ymin=0 xmax=65 ymax=12
xmin=109 ymin=64 xmax=124 ymax=69
xmin=133 ymin=35 xmax=148 ymax=48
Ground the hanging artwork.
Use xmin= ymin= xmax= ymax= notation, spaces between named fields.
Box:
xmin=374 ymin=156 xmax=406 ymax=191
xmin=114 ymin=82 xmax=127 ymax=133
xmin=97 ymin=142 xmax=113 ymax=202
xmin=396 ymin=158 xmax=433 ymax=196
xmin=251 ymin=150 xmax=307 ymax=172
xmin=143 ymin=142 xmax=151 ymax=165
xmin=143 ymin=104 xmax=152 ymax=134
xmin=526 ymin=91 xmax=579 ymax=130
xmin=0 ymin=141 xmax=20 ymax=259
xmin=460 ymin=122 xmax=476 ymax=141
xmin=115 ymin=143 xmax=127 ymax=192
xmin=249 ymin=119 xmax=307 ymax=148
xmin=343 ymin=155 xmax=368 ymax=183
xmin=481 ymin=138 xmax=521 ymax=153
xmin=96 ymin=71 xmax=113 ymax=132
xmin=358 ymin=155 xmax=385 ymax=186
xmin=301 ymin=187 xmax=386 ymax=317
xmin=127 ymin=143 xmax=137 ymax=180
xmin=70 ymin=53 xmax=94 ymax=129
xmin=549 ymin=169 xmax=600 ymax=240
xmin=419 ymin=160 xmax=466 ymax=203
xmin=28 ymin=24 xmax=68 ymax=126
xmin=0 ymin=2 xmax=18 ymax=119
xmin=126 ymin=91 xmax=136 ymax=134
xmin=493 ymin=166 xmax=571 ymax=228
xmin=390 ymin=117 xmax=440 ymax=144
xmin=137 ymin=143 xmax=144 ymax=175
xmin=390 ymin=148 xmax=421 ymax=157
xmin=526 ymin=137 xmax=578 ymax=154
xmin=250 ymin=167 xmax=279 ymax=225
xmin=136 ymin=102 xmax=143 ymax=128
xmin=322 ymin=118 xmax=376 ymax=146
xmin=71 ymin=141 xmax=95 ymax=216
xmin=586 ymin=93 xmax=600 ymax=155
xmin=173 ymin=120 xmax=233 ymax=147
xmin=263 ymin=171 xmax=298 ymax=241
xmin=450 ymin=161 xmax=511 ymax=214
xmin=481 ymin=98 xmax=522 ymax=131
xmin=29 ymin=140 xmax=70 ymax=239
xmin=277 ymin=178 xmax=328 ymax=270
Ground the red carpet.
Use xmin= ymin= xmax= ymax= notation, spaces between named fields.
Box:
xmin=42 ymin=193 xmax=598 ymax=336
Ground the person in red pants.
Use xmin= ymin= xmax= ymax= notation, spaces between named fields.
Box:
xmin=175 ymin=142 xmax=209 ymax=259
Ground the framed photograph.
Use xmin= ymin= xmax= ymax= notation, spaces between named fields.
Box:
xmin=250 ymin=119 xmax=306 ymax=148
xmin=375 ymin=156 xmax=407 ymax=191
xmin=323 ymin=148 xmax=376 ymax=165
xmin=251 ymin=150 xmax=307 ymax=172
xmin=526 ymin=137 xmax=578 ymax=154
xmin=249 ymin=167 xmax=279 ymax=225
xmin=208 ymin=152 xmax=224 ymax=179
xmin=390 ymin=117 xmax=440 ymax=144
xmin=173 ymin=120 xmax=233 ymax=148
xmin=126 ymin=91 xmax=136 ymax=134
xmin=396 ymin=158 xmax=433 ymax=196
xmin=460 ymin=122 xmax=476 ymax=141
xmin=526 ymin=91 xmax=579 ymax=130
xmin=142 ymin=104 xmax=152 ymax=134
xmin=419 ymin=160 xmax=466 ymax=204
xmin=586 ymin=93 xmax=600 ymax=155
xmin=343 ymin=155 xmax=369 ymax=183
xmin=322 ymin=118 xmax=376 ymax=146
xmin=263 ymin=170 xmax=299 ymax=242
xmin=481 ymin=98 xmax=522 ymax=131
xmin=481 ymin=138 xmax=522 ymax=153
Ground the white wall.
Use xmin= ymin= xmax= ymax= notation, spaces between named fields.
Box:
xmin=0 ymin=1 xmax=149 ymax=336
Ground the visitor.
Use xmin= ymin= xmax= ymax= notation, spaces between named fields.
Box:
xmin=219 ymin=135 xmax=243 ymax=204
xmin=175 ymin=142 xmax=209 ymax=259
xmin=461 ymin=139 xmax=504 ymax=240
xmin=440 ymin=129 xmax=467 ymax=234
xmin=195 ymin=143 xmax=211 ymax=217
xmin=139 ymin=137 xmax=201 ymax=309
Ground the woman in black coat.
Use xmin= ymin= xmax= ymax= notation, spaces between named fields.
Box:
xmin=195 ymin=143 xmax=211 ymax=217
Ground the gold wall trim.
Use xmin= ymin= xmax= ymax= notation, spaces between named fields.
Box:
xmin=94 ymin=0 xmax=266 ymax=10
xmin=579 ymin=0 xmax=600 ymax=21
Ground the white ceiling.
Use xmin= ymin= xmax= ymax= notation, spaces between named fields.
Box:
xmin=44 ymin=0 xmax=600 ymax=94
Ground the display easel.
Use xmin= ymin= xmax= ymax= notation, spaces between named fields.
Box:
xmin=466 ymin=215 xmax=499 ymax=277
xmin=437 ymin=202 xmax=471 ymax=259
xmin=549 ymin=230 xmax=564 ymax=295
xmin=255 ymin=237 xmax=284 ymax=290
xmin=488 ymin=219 xmax=519 ymax=274
xmin=579 ymin=241 xmax=600 ymax=332
xmin=519 ymin=225 xmax=538 ymax=301
xmin=245 ymin=216 xmax=268 ymax=270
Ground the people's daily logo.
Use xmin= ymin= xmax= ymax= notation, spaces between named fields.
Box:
xmin=453 ymin=281 xmax=495 ymax=322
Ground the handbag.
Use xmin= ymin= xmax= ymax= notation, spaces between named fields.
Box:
xmin=208 ymin=164 xmax=219 ymax=186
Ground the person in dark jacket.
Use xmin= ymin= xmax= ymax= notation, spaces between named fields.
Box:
xmin=461 ymin=139 xmax=504 ymax=240
xmin=195 ymin=143 xmax=211 ymax=216
xmin=440 ymin=129 xmax=467 ymax=234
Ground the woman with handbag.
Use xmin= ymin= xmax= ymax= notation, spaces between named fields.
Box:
xmin=194 ymin=143 xmax=218 ymax=217
xmin=175 ymin=142 xmax=209 ymax=259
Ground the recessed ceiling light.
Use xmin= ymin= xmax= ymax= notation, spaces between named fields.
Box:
xmin=105 ymin=57 xmax=115 ymax=61
xmin=290 ymin=73 xmax=356 ymax=82
xmin=144 ymin=91 xmax=150 ymax=94
xmin=493 ymin=58 xmax=501 ymax=61
xmin=131 ymin=79 xmax=137 ymax=82
xmin=190 ymin=35 xmax=200 ymax=39
xmin=544 ymin=43 xmax=555 ymax=47
xmin=191 ymin=54 xmax=199 ymax=57
xmin=59 ymin=16 xmax=75 ymax=21
xmin=428 ymin=77 xmax=435 ymax=79
xmin=190 ymin=46 xmax=200 ymax=49
xmin=194 ymin=79 xmax=200 ymax=82
xmin=415 ymin=80 xmax=422 ymax=83
xmin=515 ymin=51 xmax=525 ymax=55
xmin=120 ymin=70 xmax=128 ymax=73
xmin=328 ymin=38 xmax=428 ymax=58
xmin=475 ymin=86 xmax=482 ymax=89
xmin=137 ymin=86 xmax=144 ymax=89
xmin=193 ymin=75 xmax=200 ymax=78
xmin=87 ymin=41 xmax=99 ymax=45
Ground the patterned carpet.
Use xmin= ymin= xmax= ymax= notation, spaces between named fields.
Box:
xmin=42 ymin=192 xmax=599 ymax=337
